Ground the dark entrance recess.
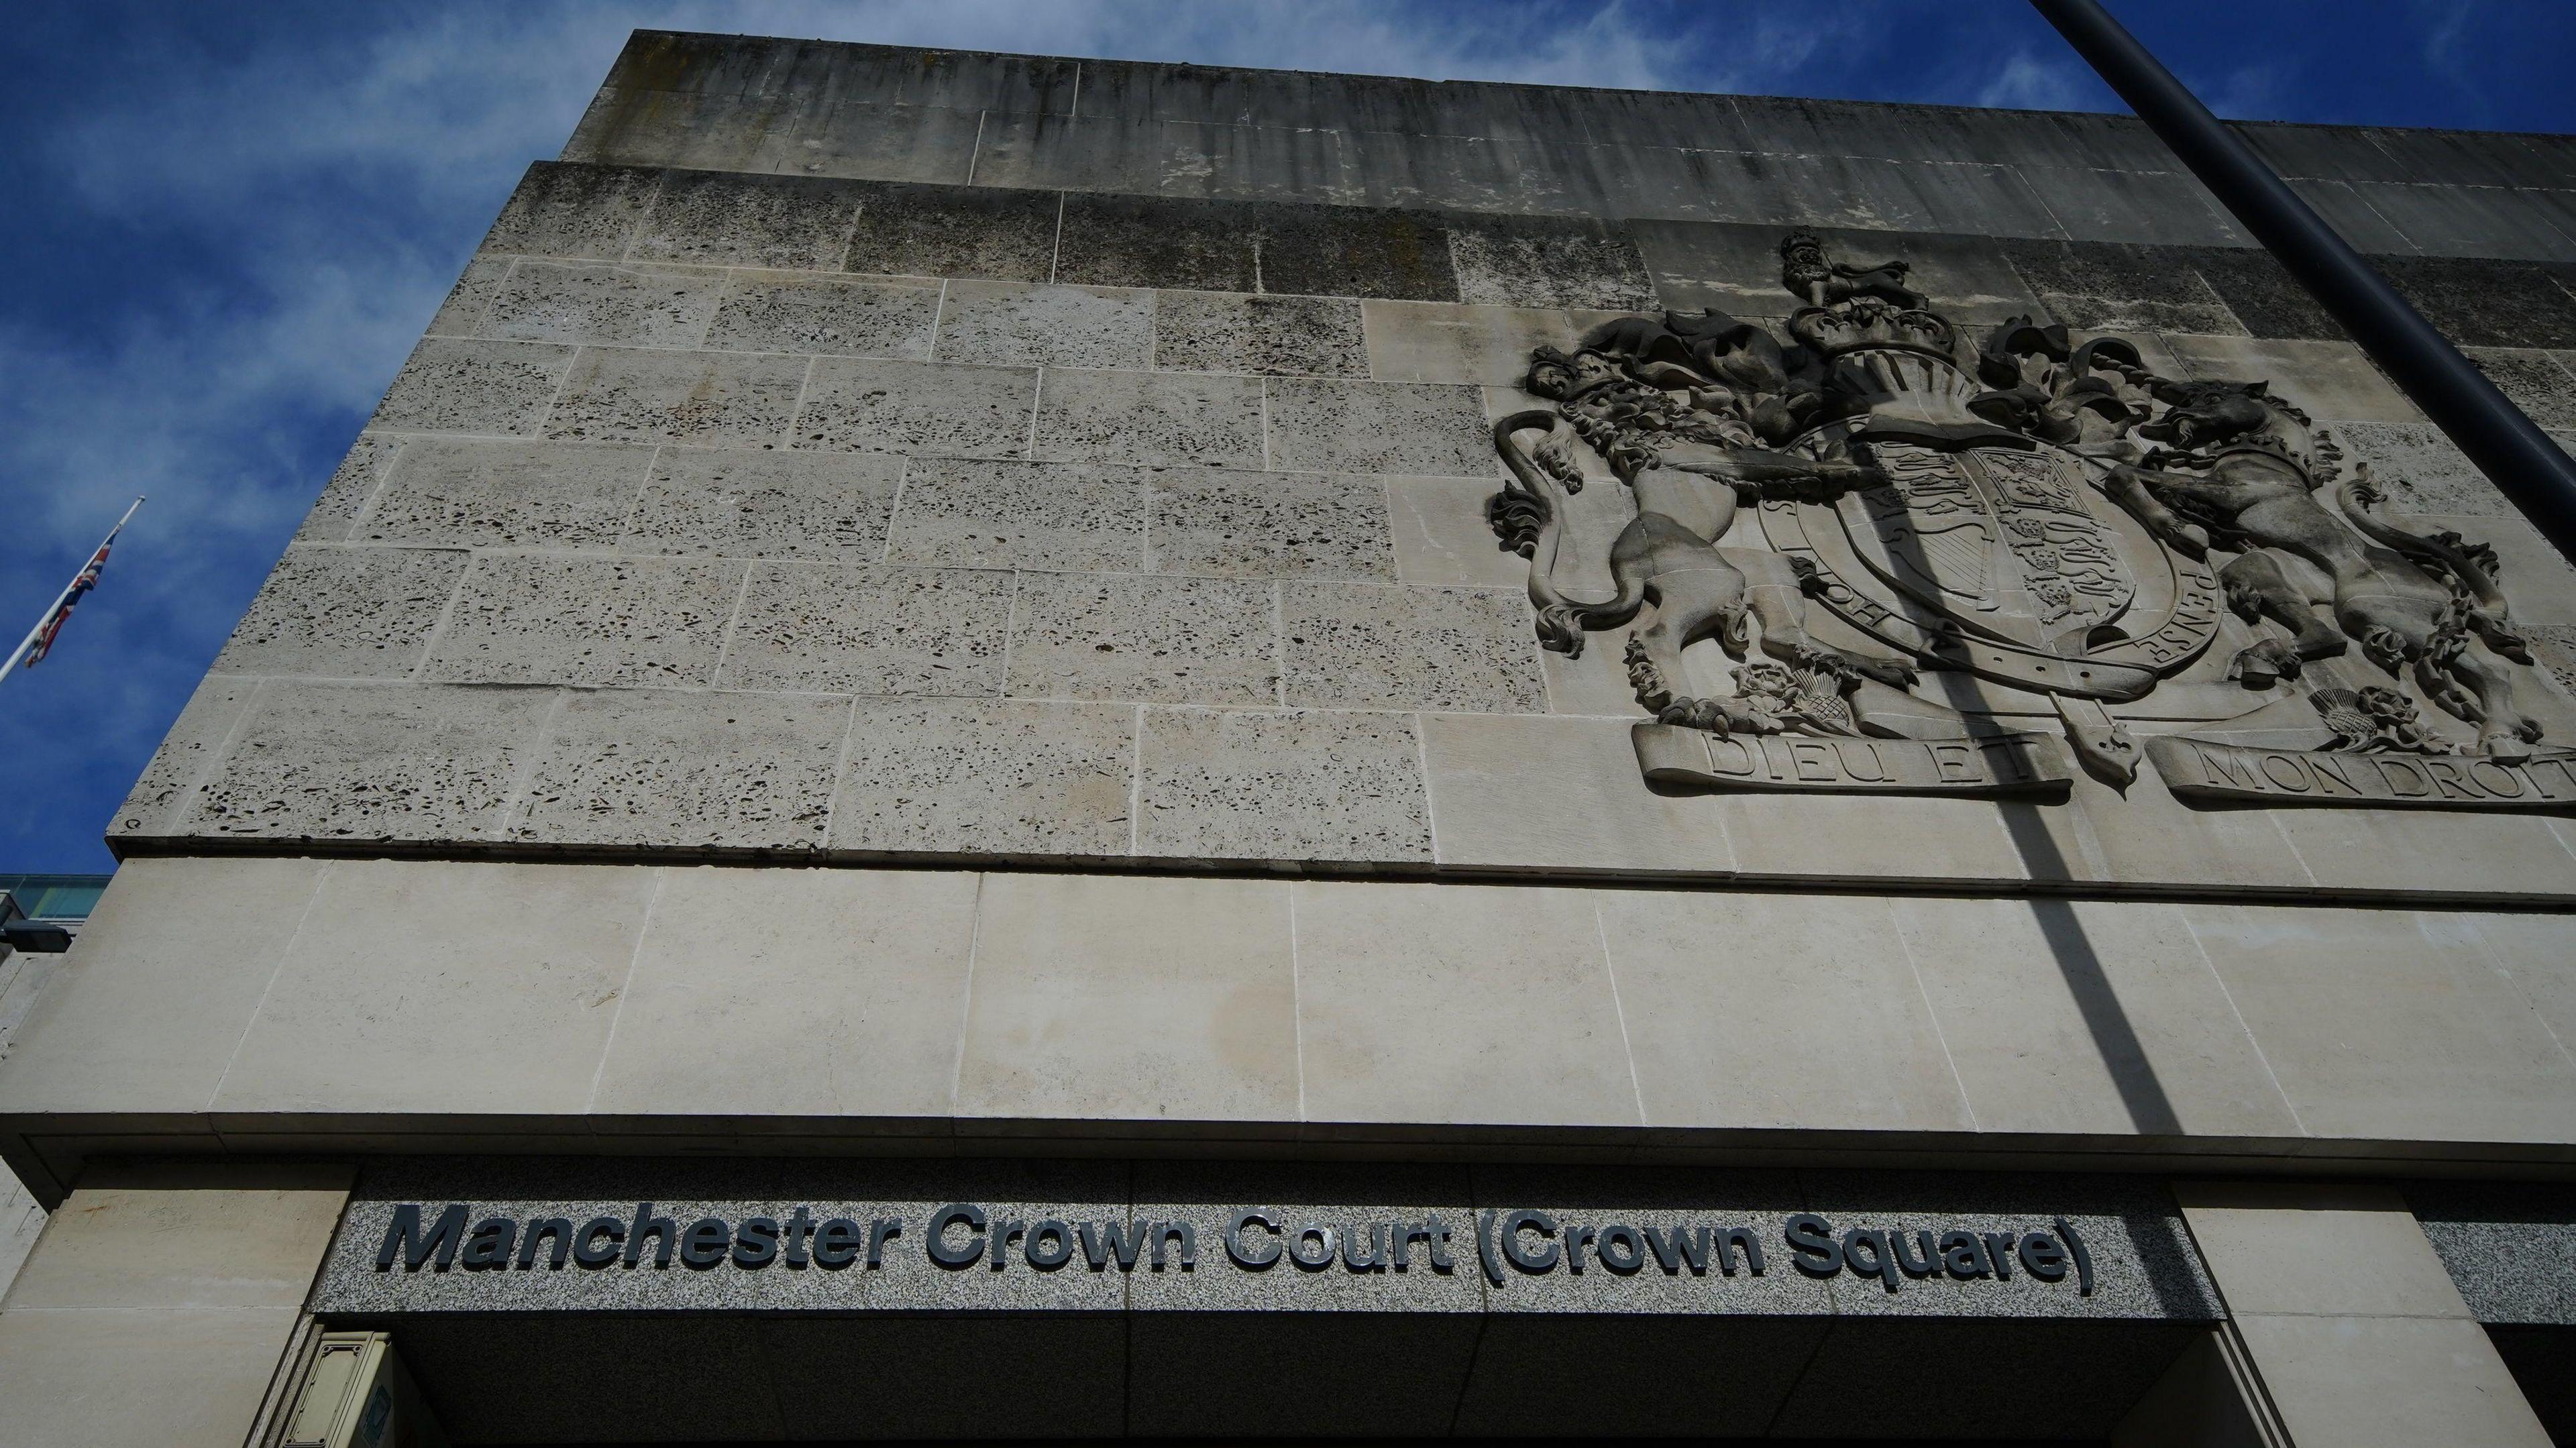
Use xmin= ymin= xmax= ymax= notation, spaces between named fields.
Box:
xmin=348 ymin=1309 xmax=2196 ymax=1443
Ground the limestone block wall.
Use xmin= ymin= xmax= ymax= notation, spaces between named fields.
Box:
xmin=112 ymin=141 xmax=2576 ymax=901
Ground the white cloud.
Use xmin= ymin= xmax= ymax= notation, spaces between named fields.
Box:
xmin=1972 ymin=50 xmax=2094 ymax=113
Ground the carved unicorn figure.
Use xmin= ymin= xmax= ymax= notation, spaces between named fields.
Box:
xmin=2100 ymin=377 xmax=2542 ymax=758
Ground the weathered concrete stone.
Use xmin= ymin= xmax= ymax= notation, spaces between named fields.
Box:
xmin=2184 ymin=903 xmax=2576 ymax=1143
xmin=1295 ymin=881 xmax=1637 ymax=1126
xmin=590 ymin=867 xmax=979 ymax=1118
xmin=1280 ymin=581 xmax=1545 ymax=712
xmin=296 ymin=433 xmax=400 ymax=542
xmin=619 ymin=447 xmax=902 ymax=561
xmin=717 ymin=561 xmax=1011 ymax=695
xmin=5 ymin=1162 xmax=353 ymax=1315
xmin=1055 ymin=194 xmax=1261 ymax=292
xmin=563 ymin=87 xmax=814 ymax=177
xmin=2177 ymin=1181 xmax=2551 ymax=1448
xmin=1265 ymin=377 xmax=1492 ymax=476
xmin=2229 ymin=1313 xmax=2551 ymax=1447
xmin=1005 ymin=571 xmax=1279 ymax=705
xmin=2465 ymin=347 xmax=2576 ymax=429
xmin=1416 ymin=713 xmax=1735 ymax=874
xmin=794 ymin=357 xmax=1036 ymax=456
xmin=775 ymin=98 xmax=985 ymax=184
xmin=513 ymin=689 xmax=847 ymax=850
xmin=955 ymin=873 xmax=1299 ymax=1125
xmin=211 ymin=545 xmax=467 ymax=679
xmin=1444 ymin=213 xmax=1654 ymax=309
xmin=481 ymin=162 xmax=659 ymax=260
xmin=211 ymin=860 xmax=657 ymax=1114
xmin=700 ymin=270 xmax=939 ymax=358
xmin=934 ymin=280 xmax=1152 ymax=368
xmin=1161 ymin=116 xmax=1372 ymax=208
xmin=1152 ymin=290 xmax=1367 ymax=376
xmin=1135 ymin=707 xmax=1431 ymax=861
xmin=2182 ymin=1182 xmax=2472 ymax=1320
xmin=111 ymin=676 xmax=262 ymax=838
xmin=631 ymin=170 xmax=861 ymax=270
xmin=884 ymin=458 xmax=1146 ymax=571
xmin=2059 ymin=753 xmax=2319 ymax=895
xmin=2000 ymin=239 xmax=2247 ymax=334
xmin=841 ymin=180 xmax=1061 ymax=281
xmin=830 ymin=698 xmax=1137 ymax=856
xmin=1257 ymin=203 xmax=1458 ymax=301
xmin=2338 ymin=421 xmax=2514 ymax=514
xmin=2374 ymin=254 xmax=2576 ymax=349
xmin=1633 ymin=220 xmax=2044 ymax=323
xmin=1360 ymin=299 xmax=1618 ymax=386
xmin=545 ymin=345 xmax=809 ymax=447
xmin=423 ymin=553 xmax=745 ymax=687
xmin=2014 ymin=165 xmax=2244 ymax=247
xmin=426 ymin=255 xmax=513 ymax=337
xmin=1599 ymin=892 xmax=1971 ymax=1133
xmin=370 ymin=337 xmax=575 ymax=435
xmin=2526 ymin=622 xmax=2576 ymax=698
xmin=2174 ymin=243 xmax=2345 ymax=339
xmin=1147 ymin=468 xmax=1394 ymax=580
xmin=963 ymin=111 xmax=1183 ymax=201
xmin=1727 ymin=94 xmax=2171 ymax=170
xmin=1384 ymin=474 xmax=1528 ymax=588
xmin=481 ymin=260 xmax=726 ymax=347
xmin=2162 ymin=334 xmax=2421 ymax=421
xmin=0 ymin=856 xmax=323 ymax=1117
xmin=0 ymin=1162 xmax=343 ymax=1448
xmin=182 ymin=681 xmax=551 ymax=841
xmin=2361 ymin=180 xmax=2576 ymax=262
xmin=362 ymin=437 xmax=653 ymax=549
xmin=601 ymin=34 xmax=1081 ymax=117
xmin=1890 ymin=896 xmax=2300 ymax=1139
xmin=1032 ymin=366 xmax=1265 ymax=467
xmin=1338 ymin=125 xmax=1609 ymax=219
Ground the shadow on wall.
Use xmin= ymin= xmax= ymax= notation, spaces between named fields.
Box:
xmin=1997 ymin=804 xmax=2185 ymax=1137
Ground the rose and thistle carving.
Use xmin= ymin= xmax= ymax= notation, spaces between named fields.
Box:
xmin=1487 ymin=231 xmax=2571 ymax=810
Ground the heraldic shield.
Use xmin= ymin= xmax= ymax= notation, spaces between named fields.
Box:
xmin=1769 ymin=421 xmax=2223 ymax=708
xmin=1482 ymin=227 xmax=2568 ymax=803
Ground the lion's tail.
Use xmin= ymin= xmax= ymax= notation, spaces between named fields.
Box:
xmin=1491 ymin=411 xmax=1643 ymax=657
xmin=2336 ymin=471 xmax=2506 ymax=614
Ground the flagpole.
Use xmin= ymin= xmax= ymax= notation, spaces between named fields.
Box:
xmin=2 ymin=496 xmax=144 ymax=678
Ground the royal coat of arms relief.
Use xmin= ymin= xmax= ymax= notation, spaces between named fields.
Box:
xmin=1488 ymin=231 xmax=2576 ymax=812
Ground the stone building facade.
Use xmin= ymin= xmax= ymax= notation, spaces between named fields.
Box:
xmin=1 ymin=30 xmax=2572 ymax=1445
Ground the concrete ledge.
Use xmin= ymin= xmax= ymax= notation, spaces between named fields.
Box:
xmin=8 ymin=1121 xmax=2573 ymax=1216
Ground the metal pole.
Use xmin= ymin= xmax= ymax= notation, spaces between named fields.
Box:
xmin=3 ymin=496 xmax=144 ymax=679
xmin=2031 ymin=0 xmax=2576 ymax=563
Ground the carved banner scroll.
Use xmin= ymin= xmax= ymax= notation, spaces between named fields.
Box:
xmin=1635 ymin=724 xmax=2071 ymax=798
xmin=2148 ymin=738 xmax=2576 ymax=810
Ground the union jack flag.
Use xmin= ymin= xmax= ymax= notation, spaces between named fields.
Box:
xmin=13 ymin=498 xmax=142 ymax=673
xmin=21 ymin=541 xmax=111 ymax=668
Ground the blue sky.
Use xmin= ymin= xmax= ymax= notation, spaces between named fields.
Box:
xmin=2 ymin=0 xmax=2571 ymax=873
